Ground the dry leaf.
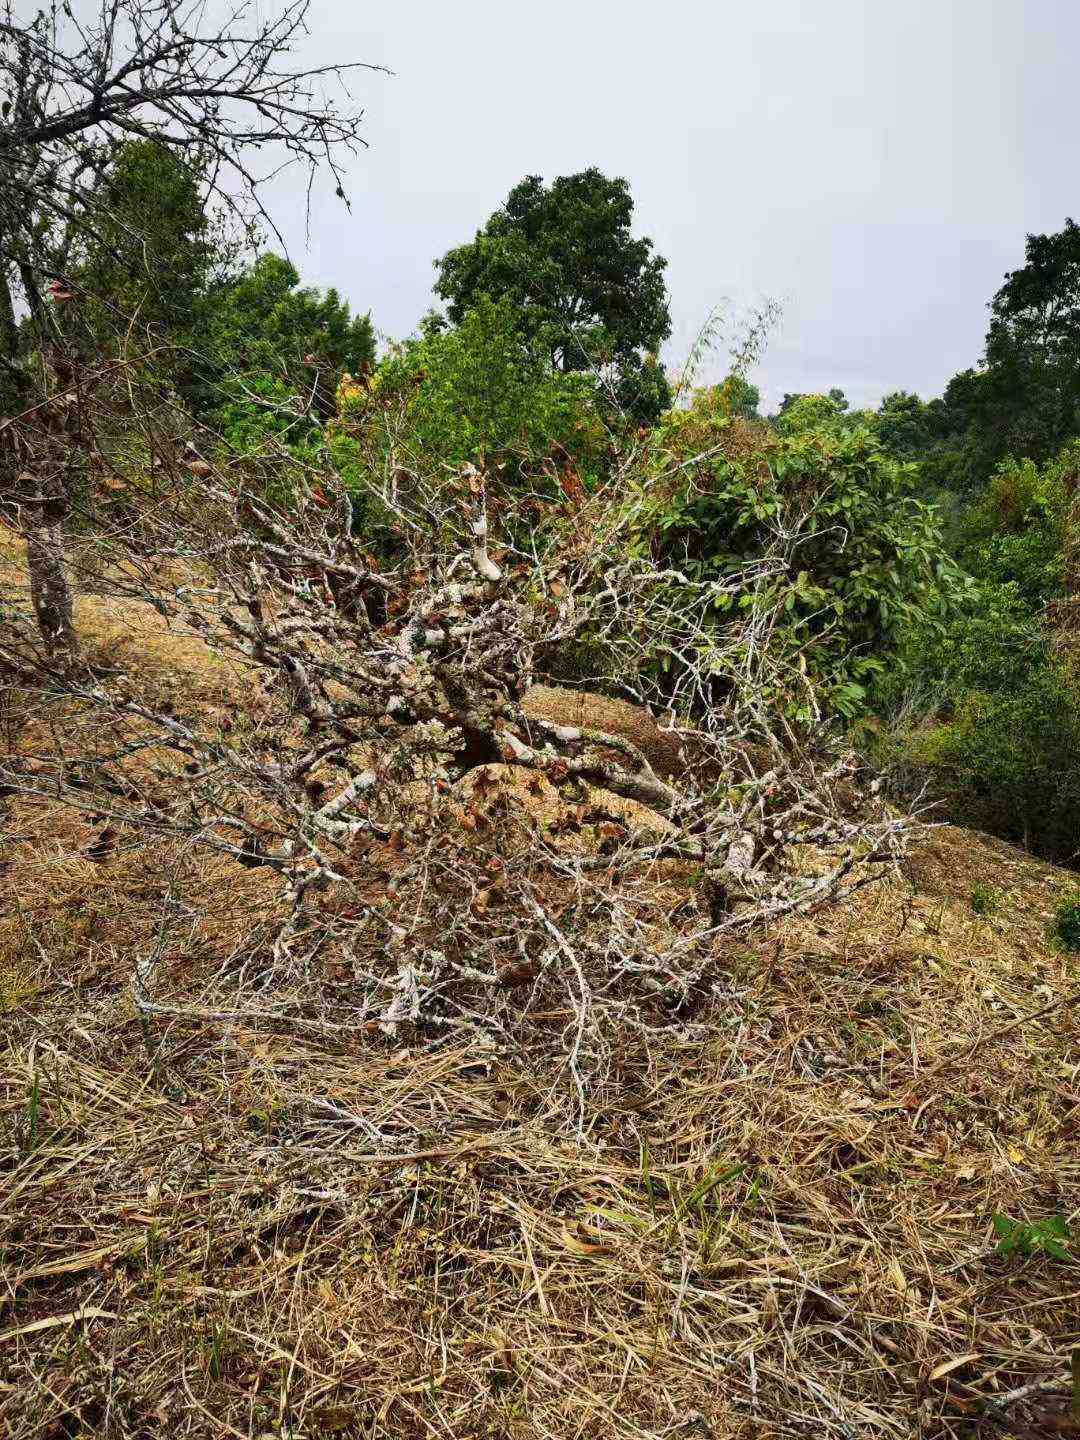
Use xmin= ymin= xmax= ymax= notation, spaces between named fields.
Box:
xmin=497 ymin=959 xmax=540 ymax=989
xmin=885 ymin=1256 xmax=908 ymax=1296
xmin=559 ymin=1222 xmax=615 ymax=1257
xmin=80 ymin=825 xmax=118 ymax=861
xmin=0 ymin=1308 xmax=117 ymax=1344
xmin=928 ymin=1353 xmax=980 ymax=1383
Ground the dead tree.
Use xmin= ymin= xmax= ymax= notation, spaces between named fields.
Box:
xmin=0 ymin=0 xmax=382 ymax=653
xmin=0 ymin=396 xmax=915 ymax=1118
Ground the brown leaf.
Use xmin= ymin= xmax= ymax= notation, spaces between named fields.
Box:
xmin=80 ymin=825 xmax=118 ymax=861
xmin=928 ymin=1353 xmax=980 ymax=1383
xmin=559 ymin=1222 xmax=616 ymax=1257
xmin=497 ymin=959 xmax=540 ymax=989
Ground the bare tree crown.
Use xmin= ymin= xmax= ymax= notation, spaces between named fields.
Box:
xmin=1 ymin=0 xmax=381 ymax=241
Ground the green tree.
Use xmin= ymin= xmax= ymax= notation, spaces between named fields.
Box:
xmin=933 ymin=220 xmax=1080 ymax=487
xmin=775 ymin=391 xmax=848 ymax=435
xmin=896 ymin=586 xmax=1080 ymax=862
xmin=68 ymin=140 xmax=216 ymax=356
xmin=873 ymin=391 xmax=948 ymax=460
xmin=712 ymin=374 xmax=760 ymax=419
xmin=434 ymin=169 xmax=672 ymax=424
xmin=956 ymin=446 xmax=1072 ymax=607
xmin=196 ymin=253 xmax=375 ymax=436
xmin=881 ymin=440 xmax=1079 ymax=862
xmin=631 ymin=393 xmax=962 ymax=717
xmin=983 ymin=219 xmax=1080 ymax=457
xmin=332 ymin=294 xmax=607 ymax=492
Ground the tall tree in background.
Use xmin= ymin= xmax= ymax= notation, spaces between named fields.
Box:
xmin=0 ymin=0 xmax=379 ymax=653
xmin=434 ymin=169 xmax=672 ymax=424
xmin=67 ymin=139 xmax=220 ymax=361
xmin=196 ymin=253 xmax=375 ymax=429
xmin=941 ymin=219 xmax=1080 ymax=486
xmin=873 ymin=391 xmax=946 ymax=460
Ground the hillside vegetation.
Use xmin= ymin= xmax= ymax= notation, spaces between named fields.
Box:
xmin=1 ymin=525 xmax=1078 ymax=1435
xmin=2 ymin=5 xmax=1080 ymax=1436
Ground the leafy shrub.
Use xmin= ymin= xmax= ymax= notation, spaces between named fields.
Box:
xmin=992 ymin=1212 xmax=1072 ymax=1262
xmin=895 ymin=600 xmax=1080 ymax=862
xmin=630 ymin=392 xmax=963 ymax=717
xmin=774 ymin=390 xmax=848 ymax=435
xmin=954 ymin=447 xmax=1072 ymax=609
xmin=879 ymin=440 xmax=1080 ymax=863
xmin=328 ymin=295 xmax=611 ymax=551
xmin=213 ymin=373 xmax=324 ymax=462
xmin=970 ymin=883 xmax=999 ymax=916
xmin=194 ymin=253 xmax=375 ymax=425
xmin=1048 ymin=891 xmax=1080 ymax=952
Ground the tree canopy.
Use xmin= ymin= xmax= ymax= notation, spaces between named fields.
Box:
xmin=66 ymin=140 xmax=217 ymax=360
xmin=195 ymin=253 xmax=375 ymax=429
xmin=931 ymin=219 xmax=1080 ymax=485
xmin=434 ymin=169 xmax=672 ymax=423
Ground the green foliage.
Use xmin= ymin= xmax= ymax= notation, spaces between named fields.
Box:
xmin=873 ymin=391 xmax=951 ymax=461
xmin=970 ymin=882 xmax=1000 ymax=916
xmin=992 ymin=1212 xmax=1072 ymax=1262
xmin=980 ymin=218 xmax=1080 ymax=464
xmin=1048 ymin=891 xmax=1080 ymax=952
xmin=925 ymin=220 xmax=1080 ymax=490
xmin=211 ymin=373 xmax=324 ymax=465
xmin=775 ymin=391 xmax=849 ymax=435
xmin=195 ymin=252 xmax=375 ymax=442
xmin=891 ymin=583 xmax=1080 ymax=861
xmin=328 ymin=296 xmax=610 ymax=552
xmin=334 ymin=294 xmax=608 ymax=484
xmin=954 ymin=447 xmax=1072 ymax=609
xmin=69 ymin=139 xmax=216 ymax=356
xmin=632 ymin=394 xmax=962 ymax=716
xmin=710 ymin=374 xmax=761 ymax=419
xmin=434 ymin=169 xmax=672 ymax=424
xmin=878 ymin=434 xmax=1079 ymax=863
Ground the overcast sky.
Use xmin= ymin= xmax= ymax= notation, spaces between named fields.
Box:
xmin=267 ymin=0 xmax=1080 ymax=410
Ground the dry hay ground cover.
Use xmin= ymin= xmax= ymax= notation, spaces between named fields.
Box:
xmin=1 ymin=558 xmax=1080 ymax=1440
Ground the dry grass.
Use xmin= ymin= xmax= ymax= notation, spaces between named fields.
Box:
xmin=2 ymin=579 xmax=1080 ymax=1440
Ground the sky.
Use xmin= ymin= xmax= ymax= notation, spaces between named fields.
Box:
xmin=263 ymin=0 xmax=1080 ymax=410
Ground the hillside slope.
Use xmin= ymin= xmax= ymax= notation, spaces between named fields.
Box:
xmin=1 ymin=547 xmax=1079 ymax=1440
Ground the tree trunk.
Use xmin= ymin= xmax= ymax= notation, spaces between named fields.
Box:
xmin=24 ymin=487 xmax=77 ymax=657
xmin=0 ymin=263 xmax=79 ymax=658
